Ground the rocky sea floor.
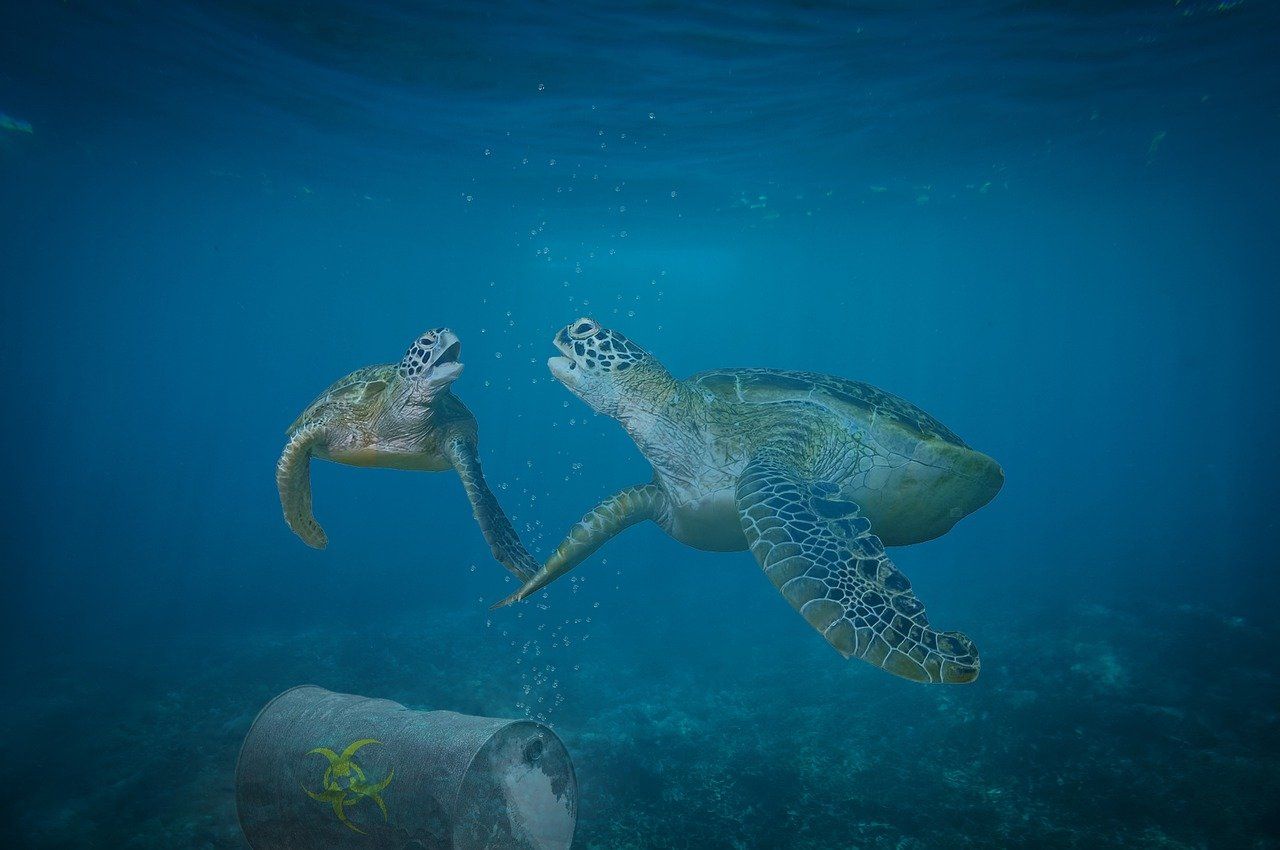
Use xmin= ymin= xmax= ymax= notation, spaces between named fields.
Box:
xmin=4 ymin=592 xmax=1277 ymax=849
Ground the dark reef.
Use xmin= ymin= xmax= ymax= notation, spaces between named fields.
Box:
xmin=5 ymin=596 xmax=1276 ymax=849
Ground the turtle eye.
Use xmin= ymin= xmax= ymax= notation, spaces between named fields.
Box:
xmin=570 ymin=319 xmax=598 ymax=339
xmin=421 ymin=331 xmax=437 ymax=346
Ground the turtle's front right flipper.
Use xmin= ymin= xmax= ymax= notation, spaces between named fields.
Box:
xmin=276 ymin=422 xmax=329 ymax=549
xmin=736 ymin=448 xmax=980 ymax=684
xmin=492 ymin=482 xmax=666 ymax=608
xmin=447 ymin=438 xmax=540 ymax=582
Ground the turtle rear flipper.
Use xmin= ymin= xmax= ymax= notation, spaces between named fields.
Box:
xmin=736 ymin=447 xmax=979 ymax=684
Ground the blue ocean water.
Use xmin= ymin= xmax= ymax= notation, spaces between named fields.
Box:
xmin=2 ymin=1 xmax=1278 ymax=846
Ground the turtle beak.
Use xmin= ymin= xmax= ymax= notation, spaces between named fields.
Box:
xmin=433 ymin=328 xmax=462 ymax=366
xmin=549 ymin=327 xmax=578 ymax=387
xmin=424 ymin=328 xmax=463 ymax=389
xmin=548 ymin=355 xmax=575 ymax=385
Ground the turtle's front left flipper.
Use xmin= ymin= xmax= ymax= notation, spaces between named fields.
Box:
xmin=492 ymin=482 xmax=666 ymax=608
xmin=277 ymin=421 xmax=329 ymax=549
xmin=736 ymin=448 xmax=980 ymax=684
xmin=446 ymin=437 xmax=539 ymax=581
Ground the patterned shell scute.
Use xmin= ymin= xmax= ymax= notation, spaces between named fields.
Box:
xmin=287 ymin=364 xmax=395 ymax=434
xmin=690 ymin=368 xmax=968 ymax=447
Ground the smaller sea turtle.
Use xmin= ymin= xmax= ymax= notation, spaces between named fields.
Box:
xmin=276 ymin=328 xmax=536 ymax=580
xmin=496 ymin=319 xmax=1004 ymax=684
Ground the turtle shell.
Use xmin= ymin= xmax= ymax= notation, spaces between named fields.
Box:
xmin=287 ymin=364 xmax=395 ymax=435
xmin=688 ymin=368 xmax=968 ymax=447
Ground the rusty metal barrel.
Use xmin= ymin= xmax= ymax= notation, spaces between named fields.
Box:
xmin=235 ymin=686 xmax=577 ymax=849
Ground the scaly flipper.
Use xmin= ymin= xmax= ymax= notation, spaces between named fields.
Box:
xmin=736 ymin=449 xmax=980 ymax=684
xmin=446 ymin=437 xmax=539 ymax=582
xmin=276 ymin=421 xmax=329 ymax=549
xmin=492 ymin=482 xmax=666 ymax=608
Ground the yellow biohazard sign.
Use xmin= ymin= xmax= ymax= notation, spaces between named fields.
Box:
xmin=301 ymin=738 xmax=394 ymax=834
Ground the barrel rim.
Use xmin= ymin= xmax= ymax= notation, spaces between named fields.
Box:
xmin=451 ymin=717 xmax=579 ymax=848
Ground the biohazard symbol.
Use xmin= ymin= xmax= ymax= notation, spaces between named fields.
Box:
xmin=301 ymin=738 xmax=394 ymax=834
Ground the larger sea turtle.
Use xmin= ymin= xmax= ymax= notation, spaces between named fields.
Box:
xmin=496 ymin=318 xmax=1004 ymax=683
xmin=276 ymin=328 xmax=537 ymax=580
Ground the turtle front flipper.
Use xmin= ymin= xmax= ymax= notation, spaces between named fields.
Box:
xmin=736 ymin=448 xmax=979 ymax=684
xmin=276 ymin=422 xmax=329 ymax=549
xmin=493 ymin=482 xmax=666 ymax=608
xmin=445 ymin=437 xmax=540 ymax=582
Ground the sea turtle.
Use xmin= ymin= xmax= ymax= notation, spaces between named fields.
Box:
xmin=496 ymin=318 xmax=1004 ymax=684
xmin=276 ymin=328 xmax=537 ymax=581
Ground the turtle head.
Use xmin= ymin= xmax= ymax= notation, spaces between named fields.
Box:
xmin=276 ymin=328 xmax=465 ymax=548
xmin=548 ymin=318 xmax=673 ymax=419
xmin=392 ymin=327 xmax=464 ymax=403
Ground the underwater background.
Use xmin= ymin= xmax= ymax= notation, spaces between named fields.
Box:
xmin=2 ymin=1 xmax=1278 ymax=847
